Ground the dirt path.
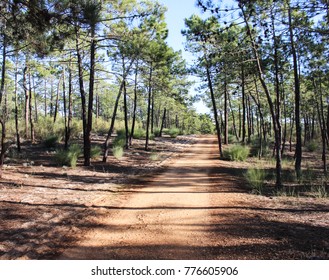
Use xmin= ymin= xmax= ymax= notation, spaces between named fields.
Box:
xmin=59 ymin=136 xmax=329 ymax=260
xmin=60 ymin=136 xmax=219 ymax=259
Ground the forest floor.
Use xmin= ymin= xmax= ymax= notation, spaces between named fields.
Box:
xmin=0 ymin=135 xmax=329 ymax=260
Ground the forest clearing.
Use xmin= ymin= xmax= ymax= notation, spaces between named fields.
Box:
xmin=1 ymin=0 xmax=329 ymax=260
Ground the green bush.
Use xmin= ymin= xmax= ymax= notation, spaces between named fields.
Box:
xmin=90 ymin=145 xmax=102 ymax=159
xmin=54 ymin=144 xmax=82 ymax=167
xmin=112 ymin=146 xmax=124 ymax=159
xmin=223 ymin=144 xmax=250 ymax=161
xmin=43 ymin=135 xmax=59 ymax=148
xmin=306 ymin=140 xmax=318 ymax=152
xmin=168 ymin=128 xmax=180 ymax=138
xmin=244 ymin=168 xmax=266 ymax=195
xmin=133 ymin=128 xmax=146 ymax=139
xmin=153 ymin=128 xmax=161 ymax=137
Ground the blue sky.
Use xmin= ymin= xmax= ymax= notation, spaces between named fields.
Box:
xmin=157 ymin=0 xmax=210 ymax=114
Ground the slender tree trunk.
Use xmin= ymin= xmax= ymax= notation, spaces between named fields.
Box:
xmin=0 ymin=34 xmax=6 ymax=105
xmin=103 ymin=81 xmax=124 ymax=162
xmin=53 ymin=73 xmax=62 ymax=123
xmin=23 ymin=66 xmax=29 ymax=139
xmin=0 ymin=119 xmax=6 ymax=168
xmin=84 ymin=26 xmax=97 ymax=166
xmin=224 ymin=72 xmax=229 ymax=144
xmin=151 ymin=91 xmax=154 ymax=134
xmin=228 ymin=93 xmax=238 ymax=141
xmin=44 ymin=80 xmax=47 ymax=117
xmin=14 ymin=57 xmax=21 ymax=153
xmin=123 ymin=79 xmax=129 ymax=149
xmin=241 ymin=65 xmax=246 ymax=143
xmin=32 ymin=76 xmax=38 ymax=122
xmin=288 ymin=4 xmax=302 ymax=178
xmin=145 ymin=64 xmax=153 ymax=151
xmin=130 ymin=63 xmax=138 ymax=146
xmin=28 ymin=69 xmax=35 ymax=143
xmin=160 ymin=108 xmax=166 ymax=137
xmin=75 ymin=26 xmax=88 ymax=167
xmin=206 ymin=64 xmax=223 ymax=157
xmin=62 ymin=68 xmax=68 ymax=150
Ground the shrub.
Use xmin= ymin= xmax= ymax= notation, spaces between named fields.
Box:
xmin=150 ymin=151 xmax=160 ymax=161
xmin=306 ymin=140 xmax=318 ymax=152
xmin=43 ymin=135 xmax=59 ymax=148
xmin=223 ymin=144 xmax=250 ymax=161
xmin=153 ymin=128 xmax=161 ymax=137
xmin=54 ymin=144 xmax=82 ymax=168
xmin=244 ymin=168 xmax=266 ymax=195
xmin=112 ymin=146 xmax=124 ymax=159
xmin=133 ymin=128 xmax=146 ymax=139
xmin=90 ymin=145 xmax=102 ymax=159
xmin=168 ymin=128 xmax=180 ymax=138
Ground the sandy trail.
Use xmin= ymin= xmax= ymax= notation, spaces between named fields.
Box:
xmin=59 ymin=136 xmax=329 ymax=260
xmin=60 ymin=136 xmax=231 ymax=259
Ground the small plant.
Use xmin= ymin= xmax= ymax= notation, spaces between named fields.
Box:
xmin=90 ymin=145 xmax=102 ymax=159
xmin=311 ymin=181 xmax=328 ymax=198
xmin=112 ymin=146 xmax=124 ymax=159
xmin=306 ymin=140 xmax=318 ymax=152
xmin=54 ymin=144 xmax=82 ymax=168
xmin=244 ymin=168 xmax=266 ymax=195
xmin=43 ymin=135 xmax=59 ymax=148
xmin=223 ymin=144 xmax=250 ymax=161
xmin=150 ymin=151 xmax=160 ymax=161
xmin=168 ymin=128 xmax=180 ymax=138
xmin=153 ymin=128 xmax=161 ymax=137
xmin=133 ymin=128 xmax=146 ymax=139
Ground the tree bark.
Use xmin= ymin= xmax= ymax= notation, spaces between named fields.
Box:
xmin=145 ymin=64 xmax=153 ymax=151
xmin=206 ymin=64 xmax=223 ymax=157
xmin=288 ymin=4 xmax=302 ymax=178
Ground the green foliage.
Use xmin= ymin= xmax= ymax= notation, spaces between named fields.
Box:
xmin=244 ymin=168 xmax=267 ymax=195
xmin=199 ymin=114 xmax=214 ymax=134
xmin=223 ymin=145 xmax=250 ymax=161
xmin=43 ymin=135 xmax=59 ymax=148
xmin=90 ymin=145 xmax=102 ymax=159
xmin=168 ymin=128 xmax=180 ymax=138
xmin=112 ymin=130 xmax=126 ymax=159
xmin=306 ymin=140 xmax=318 ymax=152
xmin=133 ymin=128 xmax=146 ymax=139
xmin=113 ymin=130 xmax=126 ymax=147
xmin=112 ymin=146 xmax=124 ymax=159
xmin=93 ymin=118 xmax=110 ymax=135
xmin=54 ymin=144 xmax=82 ymax=168
xmin=153 ymin=128 xmax=161 ymax=137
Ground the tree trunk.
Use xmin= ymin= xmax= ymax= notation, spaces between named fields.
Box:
xmin=206 ymin=64 xmax=223 ymax=157
xmin=103 ymin=81 xmax=124 ymax=162
xmin=65 ymin=61 xmax=73 ymax=149
xmin=0 ymin=33 xmax=6 ymax=105
xmin=123 ymin=79 xmax=129 ymax=149
xmin=130 ymin=63 xmax=138 ymax=146
xmin=241 ymin=65 xmax=246 ymax=143
xmin=145 ymin=64 xmax=153 ymax=151
xmin=224 ymin=72 xmax=229 ymax=144
xmin=160 ymin=108 xmax=166 ymax=137
xmin=23 ymin=66 xmax=29 ymax=139
xmin=75 ymin=26 xmax=88 ymax=165
xmin=28 ymin=68 xmax=35 ymax=143
xmin=288 ymin=4 xmax=302 ymax=178
xmin=14 ymin=57 xmax=21 ymax=153
xmin=84 ymin=27 xmax=96 ymax=166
